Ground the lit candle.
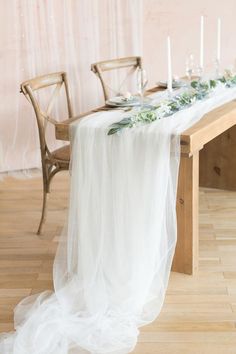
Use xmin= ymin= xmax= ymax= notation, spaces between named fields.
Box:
xmin=200 ymin=15 xmax=204 ymax=69
xmin=217 ymin=18 xmax=221 ymax=62
xmin=167 ymin=36 xmax=172 ymax=93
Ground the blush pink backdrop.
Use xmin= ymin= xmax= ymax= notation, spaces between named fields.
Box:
xmin=143 ymin=0 xmax=236 ymax=85
xmin=1 ymin=0 xmax=236 ymax=172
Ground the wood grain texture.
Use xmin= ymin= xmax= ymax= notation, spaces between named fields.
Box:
xmin=172 ymin=153 xmax=199 ymax=275
xmin=1 ymin=173 xmax=236 ymax=353
xmin=200 ymin=125 xmax=236 ymax=191
xmin=181 ymin=100 xmax=236 ymax=156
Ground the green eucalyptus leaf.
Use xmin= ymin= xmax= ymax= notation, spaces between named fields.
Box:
xmin=191 ymin=81 xmax=198 ymax=89
xmin=108 ymin=127 xmax=122 ymax=135
xmin=117 ymin=118 xmax=132 ymax=125
xmin=219 ymin=77 xmax=226 ymax=83
xmin=209 ymin=79 xmax=217 ymax=88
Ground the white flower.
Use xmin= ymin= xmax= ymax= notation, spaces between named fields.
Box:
xmin=156 ymin=103 xmax=171 ymax=118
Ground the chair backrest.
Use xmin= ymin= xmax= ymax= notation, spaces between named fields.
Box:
xmin=20 ymin=72 xmax=73 ymax=162
xmin=91 ymin=56 xmax=142 ymax=101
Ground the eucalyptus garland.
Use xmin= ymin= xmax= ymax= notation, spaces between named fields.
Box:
xmin=107 ymin=72 xmax=236 ymax=136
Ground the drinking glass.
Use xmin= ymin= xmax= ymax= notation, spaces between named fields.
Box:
xmin=185 ymin=54 xmax=195 ymax=81
xmin=137 ymin=68 xmax=148 ymax=107
xmin=214 ymin=58 xmax=220 ymax=78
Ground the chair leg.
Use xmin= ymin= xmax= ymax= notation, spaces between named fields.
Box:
xmin=37 ymin=190 xmax=48 ymax=235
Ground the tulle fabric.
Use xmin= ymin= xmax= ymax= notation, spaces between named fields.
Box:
xmin=1 ymin=85 xmax=236 ymax=354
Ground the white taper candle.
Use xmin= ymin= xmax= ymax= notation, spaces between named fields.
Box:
xmin=200 ymin=16 xmax=204 ymax=69
xmin=217 ymin=18 xmax=221 ymax=62
xmin=167 ymin=36 xmax=173 ymax=93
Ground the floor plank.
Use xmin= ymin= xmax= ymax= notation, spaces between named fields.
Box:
xmin=1 ymin=173 xmax=236 ymax=353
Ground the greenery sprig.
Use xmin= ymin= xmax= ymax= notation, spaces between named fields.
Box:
xmin=107 ymin=72 xmax=236 ymax=136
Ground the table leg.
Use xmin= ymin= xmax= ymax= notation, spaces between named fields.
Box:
xmin=172 ymin=152 xmax=199 ymax=275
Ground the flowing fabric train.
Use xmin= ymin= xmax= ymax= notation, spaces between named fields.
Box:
xmin=1 ymin=85 xmax=236 ymax=353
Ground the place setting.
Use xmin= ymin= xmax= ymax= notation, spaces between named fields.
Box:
xmin=104 ymin=67 xmax=150 ymax=109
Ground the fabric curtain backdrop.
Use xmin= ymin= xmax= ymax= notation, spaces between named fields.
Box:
xmin=0 ymin=0 xmax=142 ymax=173
xmin=2 ymin=0 xmax=236 ymax=174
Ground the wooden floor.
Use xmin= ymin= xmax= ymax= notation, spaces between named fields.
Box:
xmin=1 ymin=172 xmax=236 ymax=353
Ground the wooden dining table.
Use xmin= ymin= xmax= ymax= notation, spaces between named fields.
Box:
xmin=55 ymin=86 xmax=236 ymax=275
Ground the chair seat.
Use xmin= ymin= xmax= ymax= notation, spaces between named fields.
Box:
xmin=51 ymin=144 xmax=70 ymax=163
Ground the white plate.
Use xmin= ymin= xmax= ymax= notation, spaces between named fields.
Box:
xmin=106 ymin=96 xmax=140 ymax=107
xmin=157 ymin=80 xmax=186 ymax=89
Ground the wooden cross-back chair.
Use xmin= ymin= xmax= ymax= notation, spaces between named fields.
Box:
xmin=20 ymin=72 xmax=73 ymax=235
xmin=91 ymin=56 xmax=142 ymax=101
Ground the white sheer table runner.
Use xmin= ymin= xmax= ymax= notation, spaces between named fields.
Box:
xmin=1 ymin=85 xmax=236 ymax=354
